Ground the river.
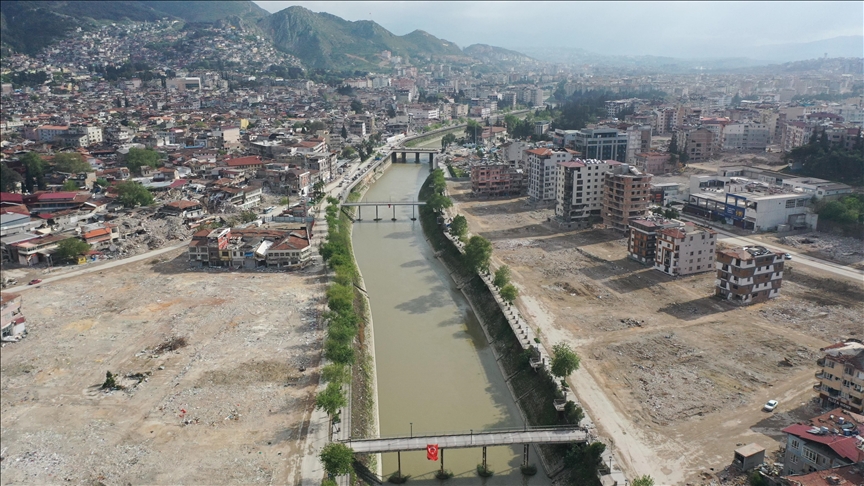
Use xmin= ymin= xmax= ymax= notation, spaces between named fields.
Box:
xmin=352 ymin=154 xmax=551 ymax=484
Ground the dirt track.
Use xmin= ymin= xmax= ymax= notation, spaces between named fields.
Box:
xmin=0 ymin=249 xmax=327 ymax=485
xmin=449 ymin=180 xmax=863 ymax=484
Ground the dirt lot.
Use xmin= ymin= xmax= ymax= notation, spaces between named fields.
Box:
xmin=448 ymin=180 xmax=863 ymax=484
xmin=0 ymin=249 xmax=327 ymax=485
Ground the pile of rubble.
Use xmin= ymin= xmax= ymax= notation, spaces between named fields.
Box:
xmin=107 ymin=214 xmax=196 ymax=257
xmin=779 ymin=233 xmax=863 ymax=265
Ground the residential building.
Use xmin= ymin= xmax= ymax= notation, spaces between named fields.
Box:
xmin=161 ymin=200 xmax=205 ymax=220
xmin=678 ymin=127 xmax=715 ymax=162
xmin=572 ymin=127 xmax=629 ymax=162
xmin=188 ymin=227 xmax=312 ymax=269
xmin=654 ymin=222 xmax=717 ymax=276
xmin=627 ymin=216 xmax=684 ymax=265
xmin=722 ymin=122 xmax=770 ymax=151
xmin=36 ymin=125 xmax=69 ymax=142
xmin=625 ymin=125 xmax=652 ymax=164
xmin=776 ymin=465 xmax=864 ymax=486
xmin=525 ymin=148 xmax=579 ymax=202
xmin=781 ymin=407 xmax=864 ymax=475
xmin=555 ymin=159 xmax=624 ymax=228
xmin=601 ymin=165 xmax=653 ymax=231
xmin=714 ymin=246 xmax=783 ymax=305
xmin=816 ymin=340 xmax=864 ymax=413
xmin=1 ymin=292 xmax=26 ymax=338
xmin=471 ymin=163 xmax=525 ymax=197
xmin=635 ymin=152 xmax=670 ymax=175
xmin=9 ymin=233 xmax=69 ymax=265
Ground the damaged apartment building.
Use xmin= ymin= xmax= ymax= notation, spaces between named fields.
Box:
xmin=628 ymin=216 xmax=718 ymax=276
xmin=715 ymin=246 xmax=784 ymax=305
xmin=188 ymin=226 xmax=312 ymax=270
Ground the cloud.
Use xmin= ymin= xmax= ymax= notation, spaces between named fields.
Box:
xmin=254 ymin=1 xmax=864 ymax=58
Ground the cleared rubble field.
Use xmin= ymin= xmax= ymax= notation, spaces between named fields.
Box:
xmin=0 ymin=249 xmax=326 ymax=485
xmin=450 ymin=180 xmax=863 ymax=482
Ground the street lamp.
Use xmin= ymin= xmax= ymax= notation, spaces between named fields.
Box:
xmin=410 ymin=422 xmax=413 ymax=438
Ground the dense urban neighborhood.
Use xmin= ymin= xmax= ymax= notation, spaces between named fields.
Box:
xmin=1 ymin=2 xmax=862 ymax=486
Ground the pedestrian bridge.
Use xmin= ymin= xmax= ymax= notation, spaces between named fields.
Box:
xmin=341 ymin=200 xmax=425 ymax=221
xmin=341 ymin=425 xmax=587 ymax=453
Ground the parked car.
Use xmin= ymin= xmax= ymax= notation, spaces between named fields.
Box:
xmin=763 ymin=399 xmax=778 ymax=412
xmin=783 ymin=253 xmax=792 ymax=260
xmin=28 ymin=279 xmax=42 ymax=285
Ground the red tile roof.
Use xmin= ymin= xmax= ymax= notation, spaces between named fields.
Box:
xmin=0 ymin=192 xmax=24 ymax=204
xmin=781 ymin=424 xmax=862 ymax=462
xmin=225 ymin=156 xmax=263 ymax=167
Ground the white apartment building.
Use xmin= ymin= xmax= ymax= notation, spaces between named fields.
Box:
xmin=526 ymin=148 xmax=578 ymax=202
xmin=555 ymin=158 xmax=624 ymax=227
xmin=69 ymin=125 xmax=103 ymax=145
xmin=654 ymin=222 xmax=717 ymax=276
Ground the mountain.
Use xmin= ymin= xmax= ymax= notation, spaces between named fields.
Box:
xmin=140 ymin=1 xmax=268 ymax=24
xmin=0 ymin=0 xmax=268 ymax=55
xmin=742 ymin=36 xmax=864 ymax=63
xmin=258 ymin=6 xmax=464 ymax=71
xmin=464 ymin=44 xmax=535 ymax=63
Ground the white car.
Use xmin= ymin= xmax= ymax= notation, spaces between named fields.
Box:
xmin=763 ymin=400 xmax=778 ymax=412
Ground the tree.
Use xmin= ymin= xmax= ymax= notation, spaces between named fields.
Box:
xmin=341 ymin=146 xmax=356 ymax=159
xmin=493 ymin=265 xmax=511 ymax=288
xmin=668 ymin=133 xmax=678 ymax=155
xmin=315 ymin=381 xmax=347 ymax=417
xmin=321 ymin=363 xmax=349 ymax=384
xmin=61 ymin=180 xmax=80 ymax=191
xmin=20 ymin=152 xmax=47 ymax=192
xmin=115 ymin=181 xmax=154 ymax=208
xmin=500 ymin=283 xmax=518 ymax=303
xmin=124 ymin=147 xmax=161 ymax=175
xmin=465 ymin=120 xmax=482 ymax=144
xmin=350 ymin=100 xmax=363 ymax=113
xmin=463 ymin=235 xmax=493 ymax=273
xmin=319 ymin=443 xmax=354 ymax=477
xmin=632 ymin=476 xmax=655 ymax=486
xmin=53 ymin=238 xmax=90 ymax=262
xmin=426 ymin=193 xmax=452 ymax=212
xmin=340 ymin=125 xmax=348 ymax=139
xmin=551 ymin=342 xmax=581 ymax=381
xmin=1 ymin=162 xmax=23 ymax=192
xmin=449 ymin=214 xmax=468 ymax=239
xmin=53 ymin=153 xmax=93 ymax=173
xmin=387 ymin=107 xmax=396 ymax=118
xmin=313 ymin=180 xmax=326 ymax=200
xmin=239 ymin=210 xmax=258 ymax=223
xmin=95 ymin=178 xmax=109 ymax=188
xmin=441 ymin=133 xmax=457 ymax=149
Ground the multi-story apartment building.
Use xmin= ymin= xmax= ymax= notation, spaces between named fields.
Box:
xmin=722 ymin=122 xmax=771 ymax=151
xmin=471 ymin=163 xmax=524 ymax=197
xmin=654 ymin=222 xmax=717 ymax=276
xmin=781 ymin=406 xmax=864 ymax=476
xmin=526 ymin=148 xmax=579 ymax=202
xmin=678 ymin=127 xmax=715 ymax=162
xmin=627 ymin=216 xmax=684 ymax=265
xmin=714 ymin=246 xmax=783 ymax=305
xmin=572 ymin=127 xmax=629 ymax=162
xmin=556 ymin=159 xmax=624 ymax=228
xmin=625 ymin=125 xmax=652 ymax=164
xmin=816 ymin=340 xmax=864 ymax=414
xmin=601 ymin=165 xmax=652 ymax=231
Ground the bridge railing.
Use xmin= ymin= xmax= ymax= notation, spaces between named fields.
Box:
xmin=344 ymin=424 xmax=583 ymax=441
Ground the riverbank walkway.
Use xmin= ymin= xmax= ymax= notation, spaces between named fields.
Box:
xmin=341 ymin=426 xmax=587 ymax=453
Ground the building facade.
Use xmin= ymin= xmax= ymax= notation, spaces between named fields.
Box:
xmin=714 ymin=246 xmax=783 ymax=305
xmin=816 ymin=340 xmax=864 ymax=414
xmin=654 ymin=222 xmax=717 ymax=276
xmin=556 ymin=159 xmax=624 ymax=228
xmin=627 ymin=216 xmax=684 ymax=265
xmin=572 ymin=128 xmax=629 ymax=163
xmin=601 ymin=165 xmax=653 ymax=231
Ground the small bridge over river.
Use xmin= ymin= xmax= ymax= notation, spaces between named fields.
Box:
xmin=389 ymin=147 xmax=439 ymax=165
xmin=341 ymin=426 xmax=587 ymax=478
xmin=341 ymin=201 xmax=425 ymax=221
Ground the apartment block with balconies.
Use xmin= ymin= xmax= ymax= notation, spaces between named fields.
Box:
xmin=654 ymin=222 xmax=717 ymax=276
xmin=714 ymin=246 xmax=783 ymax=305
xmin=816 ymin=340 xmax=864 ymax=414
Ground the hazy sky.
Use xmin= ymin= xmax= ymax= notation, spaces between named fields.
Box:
xmin=254 ymin=1 xmax=863 ymax=58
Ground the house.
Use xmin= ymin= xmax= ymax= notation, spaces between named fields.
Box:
xmin=10 ymin=233 xmax=69 ymax=265
xmin=635 ymin=152 xmax=671 ymax=174
xmin=161 ymin=200 xmax=205 ymax=220
xmin=224 ymin=156 xmax=264 ymax=170
xmin=626 ymin=216 xmax=684 ymax=265
xmin=732 ymin=443 xmax=765 ymax=472
xmin=23 ymin=192 xmax=90 ymax=214
xmin=80 ymin=223 xmax=119 ymax=248
xmin=1 ymin=292 xmax=26 ymax=338
xmin=714 ymin=246 xmax=783 ymax=305
xmin=653 ymin=222 xmax=717 ymax=276
xmin=781 ymin=408 xmax=864 ymax=475
xmin=471 ymin=163 xmax=525 ymax=197
xmin=776 ymin=464 xmax=864 ymax=486
xmin=816 ymin=340 xmax=864 ymax=413
xmin=188 ymin=227 xmax=312 ymax=269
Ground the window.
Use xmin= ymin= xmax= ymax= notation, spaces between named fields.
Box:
xmin=803 ymin=448 xmax=817 ymax=463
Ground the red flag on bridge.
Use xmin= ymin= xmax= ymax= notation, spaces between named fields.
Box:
xmin=426 ymin=444 xmax=439 ymax=461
